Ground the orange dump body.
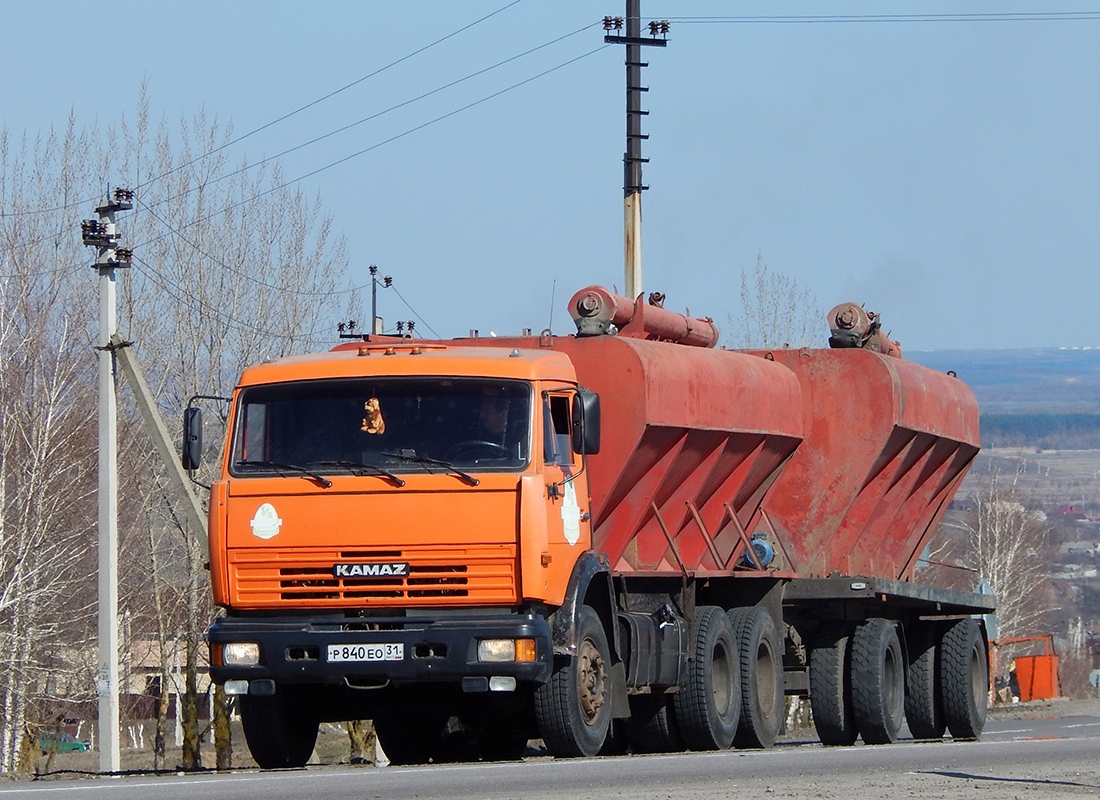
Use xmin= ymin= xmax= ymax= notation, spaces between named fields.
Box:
xmin=470 ymin=334 xmax=803 ymax=576
xmin=752 ymin=348 xmax=980 ymax=580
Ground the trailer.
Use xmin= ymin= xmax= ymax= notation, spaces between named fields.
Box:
xmin=194 ymin=286 xmax=993 ymax=767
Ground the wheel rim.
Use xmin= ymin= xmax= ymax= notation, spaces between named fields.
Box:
xmin=578 ymin=635 xmax=608 ymax=724
xmin=712 ymin=642 xmax=734 ymax=717
xmin=756 ymin=639 xmax=778 ymax=716
xmin=884 ymin=642 xmax=902 ymax=712
xmin=969 ymin=641 xmax=986 ymax=703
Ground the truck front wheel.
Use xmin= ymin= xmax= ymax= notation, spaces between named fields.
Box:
xmin=535 ymin=605 xmax=613 ymax=757
xmin=239 ymin=686 xmax=320 ymax=769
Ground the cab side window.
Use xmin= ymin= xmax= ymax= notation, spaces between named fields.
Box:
xmin=543 ymin=394 xmax=574 ymax=466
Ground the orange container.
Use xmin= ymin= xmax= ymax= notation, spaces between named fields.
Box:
xmin=1014 ymin=654 xmax=1061 ymax=702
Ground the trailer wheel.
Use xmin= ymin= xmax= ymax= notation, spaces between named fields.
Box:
xmin=535 ymin=605 xmax=612 ymax=757
xmin=851 ymin=618 xmax=905 ymax=744
xmin=809 ymin=628 xmax=857 ymax=746
xmin=727 ymin=606 xmax=784 ymax=749
xmin=374 ymin=713 xmax=449 ymax=765
xmin=625 ymin=694 xmax=684 ymax=753
xmin=239 ymin=686 xmax=320 ymax=769
xmin=905 ymin=624 xmax=945 ymax=740
xmin=940 ymin=618 xmax=988 ymax=740
xmin=672 ymin=605 xmax=740 ymax=750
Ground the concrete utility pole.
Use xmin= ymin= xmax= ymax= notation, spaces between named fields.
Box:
xmin=604 ymin=0 xmax=668 ymax=300
xmin=81 ymin=188 xmax=133 ymax=774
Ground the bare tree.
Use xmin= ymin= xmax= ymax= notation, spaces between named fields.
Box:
xmin=728 ymin=254 xmax=824 ymax=349
xmin=0 ymin=87 xmax=358 ymax=773
xmin=112 ymin=94 xmax=356 ymax=769
xmin=944 ymin=467 xmax=1056 ymax=640
xmin=0 ymin=120 xmax=105 ymax=773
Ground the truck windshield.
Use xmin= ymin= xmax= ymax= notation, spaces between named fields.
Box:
xmin=229 ymin=378 xmax=531 ymax=477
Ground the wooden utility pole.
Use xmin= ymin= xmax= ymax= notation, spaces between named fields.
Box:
xmin=604 ymin=0 xmax=668 ymax=300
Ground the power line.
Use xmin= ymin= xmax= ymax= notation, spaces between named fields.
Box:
xmin=0 ymin=0 xmax=526 ymax=220
xmin=133 ymin=0 xmax=528 ymax=195
xmin=665 ymin=12 xmax=1100 ymax=24
xmin=386 ymin=282 xmax=441 ymax=339
xmin=132 ymin=45 xmax=610 ymax=252
xmin=134 ymin=197 xmax=368 ymax=298
xmin=132 ymin=255 xmax=339 ymax=346
xmin=143 ymin=22 xmax=600 ymax=212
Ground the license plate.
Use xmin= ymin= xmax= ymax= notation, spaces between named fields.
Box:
xmin=327 ymin=643 xmax=404 ymax=662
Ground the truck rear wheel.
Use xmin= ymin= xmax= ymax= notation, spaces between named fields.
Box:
xmin=239 ymin=686 xmax=320 ymax=769
xmin=672 ymin=605 xmax=740 ymax=751
xmin=851 ymin=618 xmax=905 ymax=744
xmin=940 ymin=618 xmax=988 ymax=740
xmin=809 ymin=627 xmax=857 ymax=746
xmin=625 ymin=694 xmax=683 ymax=753
xmin=535 ymin=605 xmax=612 ymax=757
xmin=728 ymin=607 xmax=784 ymax=749
xmin=905 ymin=623 xmax=945 ymax=740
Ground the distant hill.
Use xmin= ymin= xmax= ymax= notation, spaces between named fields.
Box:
xmin=908 ymin=348 xmax=1100 ymax=414
xmin=906 ymin=348 xmax=1100 ymax=448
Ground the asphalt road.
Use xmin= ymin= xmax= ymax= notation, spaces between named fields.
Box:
xmin=4 ymin=710 xmax=1099 ymax=800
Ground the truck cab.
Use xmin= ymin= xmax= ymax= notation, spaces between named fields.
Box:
xmin=206 ymin=342 xmax=600 ymax=766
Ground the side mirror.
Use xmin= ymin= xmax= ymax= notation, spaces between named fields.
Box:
xmin=571 ymin=390 xmax=601 ymax=455
xmin=182 ymin=407 xmax=203 ymax=470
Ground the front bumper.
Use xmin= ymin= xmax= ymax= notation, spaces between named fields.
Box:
xmin=208 ymin=611 xmax=553 ymax=688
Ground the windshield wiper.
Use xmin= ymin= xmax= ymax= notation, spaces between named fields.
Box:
xmin=235 ymin=459 xmax=333 ymax=488
xmin=381 ymin=451 xmax=480 ymax=487
xmin=306 ymin=460 xmax=406 ymax=487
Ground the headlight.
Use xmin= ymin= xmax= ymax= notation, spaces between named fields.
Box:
xmin=223 ymin=642 xmax=261 ymax=666
xmin=477 ymin=638 xmax=536 ymax=663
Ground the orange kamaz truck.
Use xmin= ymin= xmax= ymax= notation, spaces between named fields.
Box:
xmin=194 ymin=286 xmax=994 ymax=767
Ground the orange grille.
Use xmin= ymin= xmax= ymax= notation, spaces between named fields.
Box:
xmin=229 ymin=546 xmax=518 ymax=608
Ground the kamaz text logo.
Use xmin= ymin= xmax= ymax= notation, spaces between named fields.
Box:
xmin=333 ymin=562 xmax=409 ymax=579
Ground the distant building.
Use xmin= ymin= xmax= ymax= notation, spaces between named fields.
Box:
xmin=1052 ymin=505 xmax=1087 ymax=520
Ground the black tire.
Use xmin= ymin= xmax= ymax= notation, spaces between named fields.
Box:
xmin=672 ymin=605 xmax=740 ymax=751
xmin=535 ymin=605 xmax=613 ymax=757
xmin=905 ymin=623 xmax=945 ymax=740
xmin=728 ymin=607 xmax=784 ymax=749
xmin=624 ymin=693 xmax=684 ymax=754
xmin=599 ymin=719 xmax=630 ymax=756
xmin=940 ymin=618 xmax=989 ymax=740
xmin=809 ymin=628 xmax=857 ymax=746
xmin=851 ymin=618 xmax=906 ymax=745
xmin=374 ymin=713 xmax=449 ymax=765
xmin=239 ymin=687 xmax=320 ymax=769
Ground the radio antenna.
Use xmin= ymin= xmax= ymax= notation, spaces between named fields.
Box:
xmin=547 ymin=279 xmax=557 ymax=333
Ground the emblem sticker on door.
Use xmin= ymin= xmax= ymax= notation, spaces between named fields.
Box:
xmin=250 ymin=503 xmax=282 ymax=540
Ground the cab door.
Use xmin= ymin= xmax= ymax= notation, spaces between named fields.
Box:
xmin=521 ymin=389 xmax=595 ymax=604
xmin=543 ymin=389 xmax=592 ymax=563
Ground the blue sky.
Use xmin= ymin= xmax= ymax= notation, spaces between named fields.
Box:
xmin=4 ymin=1 xmax=1100 ymax=350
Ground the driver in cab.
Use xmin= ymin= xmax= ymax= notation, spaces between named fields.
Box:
xmin=477 ymin=395 xmax=509 ymax=445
